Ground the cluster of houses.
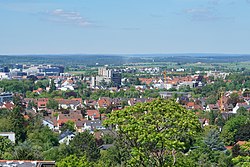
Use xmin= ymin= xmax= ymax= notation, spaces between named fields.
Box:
xmin=138 ymin=75 xmax=204 ymax=90
xmin=0 ymin=92 xmax=15 ymax=110
xmin=32 ymin=77 xmax=79 ymax=94
xmin=1 ymin=65 xmax=249 ymax=149
xmin=20 ymin=95 xmax=159 ymax=145
xmin=1 ymin=83 xmax=250 ymax=146
xmin=205 ymin=91 xmax=250 ymax=113
xmin=20 ymin=88 xmax=250 ymax=144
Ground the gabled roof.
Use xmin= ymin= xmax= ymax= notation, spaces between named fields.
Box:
xmin=75 ymin=120 xmax=87 ymax=128
xmin=236 ymin=141 xmax=247 ymax=146
xmin=99 ymin=144 xmax=114 ymax=150
xmin=33 ymin=88 xmax=43 ymax=93
xmin=85 ymin=119 xmax=105 ymax=131
xmin=139 ymin=78 xmax=154 ymax=85
xmin=57 ymin=111 xmax=83 ymax=126
xmin=37 ymin=98 xmax=49 ymax=102
xmin=2 ymin=101 xmax=15 ymax=110
xmin=86 ymin=110 xmax=100 ymax=119
xmin=98 ymin=97 xmax=112 ymax=107
xmin=59 ymin=130 xmax=75 ymax=140
xmin=186 ymin=102 xmax=195 ymax=107
xmin=194 ymin=104 xmax=203 ymax=110
xmin=43 ymin=119 xmax=54 ymax=125
xmin=84 ymin=99 xmax=97 ymax=106
xmin=207 ymin=104 xmax=219 ymax=109
xmin=226 ymin=140 xmax=248 ymax=150
xmin=56 ymin=99 xmax=81 ymax=105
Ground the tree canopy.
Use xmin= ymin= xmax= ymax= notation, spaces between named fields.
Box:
xmin=69 ymin=131 xmax=100 ymax=161
xmin=104 ymin=99 xmax=201 ymax=166
xmin=220 ymin=115 xmax=250 ymax=145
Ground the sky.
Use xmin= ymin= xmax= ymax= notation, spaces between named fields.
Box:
xmin=0 ymin=0 xmax=250 ymax=55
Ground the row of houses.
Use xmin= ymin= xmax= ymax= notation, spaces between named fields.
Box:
xmin=138 ymin=75 xmax=204 ymax=90
xmin=24 ymin=98 xmax=83 ymax=111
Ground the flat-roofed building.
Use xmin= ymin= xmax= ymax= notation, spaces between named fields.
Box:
xmin=0 ymin=92 xmax=13 ymax=103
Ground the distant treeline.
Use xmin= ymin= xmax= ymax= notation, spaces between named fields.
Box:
xmin=0 ymin=54 xmax=249 ymax=66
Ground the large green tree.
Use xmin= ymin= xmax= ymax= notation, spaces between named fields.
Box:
xmin=104 ymin=99 xmax=201 ymax=166
xmin=0 ymin=136 xmax=14 ymax=159
xmin=69 ymin=131 xmax=100 ymax=161
xmin=60 ymin=120 xmax=76 ymax=133
xmin=56 ymin=154 xmax=93 ymax=167
xmin=27 ymin=126 xmax=59 ymax=151
xmin=232 ymin=156 xmax=250 ymax=167
xmin=8 ymin=106 xmax=27 ymax=142
xmin=220 ymin=116 xmax=250 ymax=145
xmin=46 ymin=98 xmax=58 ymax=110
xmin=12 ymin=141 xmax=43 ymax=160
xmin=204 ymin=128 xmax=225 ymax=151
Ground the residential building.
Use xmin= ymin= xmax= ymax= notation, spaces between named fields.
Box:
xmin=42 ymin=119 xmax=55 ymax=131
xmin=0 ymin=92 xmax=13 ymax=103
xmin=86 ymin=110 xmax=100 ymax=120
xmin=0 ymin=160 xmax=55 ymax=167
xmin=37 ymin=98 xmax=49 ymax=111
xmin=83 ymin=120 xmax=106 ymax=133
xmin=59 ymin=130 xmax=75 ymax=145
xmin=0 ymin=132 xmax=15 ymax=143
xmin=0 ymin=101 xmax=15 ymax=110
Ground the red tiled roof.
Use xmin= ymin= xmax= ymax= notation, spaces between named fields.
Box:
xmin=24 ymin=115 xmax=30 ymax=120
xmin=225 ymin=146 xmax=233 ymax=150
xmin=187 ymin=102 xmax=195 ymax=107
xmin=98 ymin=98 xmax=111 ymax=108
xmin=55 ymin=99 xmax=81 ymax=105
xmin=2 ymin=102 xmax=15 ymax=110
xmin=236 ymin=141 xmax=247 ymax=146
xmin=37 ymin=98 xmax=49 ymax=108
xmin=194 ymin=104 xmax=203 ymax=110
xmin=86 ymin=110 xmax=100 ymax=119
xmin=37 ymin=98 xmax=49 ymax=102
xmin=139 ymin=78 xmax=154 ymax=85
xmin=57 ymin=110 xmax=83 ymax=126
xmin=75 ymin=120 xmax=88 ymax=128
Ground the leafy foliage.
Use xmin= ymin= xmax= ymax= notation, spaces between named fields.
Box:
xmin=0 ymin=136 xmax=14 ymax=159
xmin=12 ymin=141 xmax=43 ymax=160
xmin=46 ymin=98 xmax=59 ymax=110
xmin=27 ymin=126 xmax=59 ymax=151
xmin=0 ymin=79 xmax=33 ymax=93
xmin=104 ymin=99 xmax=201 ymax=166
xmin=69 ymin=131 xmax=100 ymax=161
xmin=220 ymin=116 xmax=250 ymax=145
xmin=8 ymin=106 xmax=27 ymax=142
xmin=204 ymin=128 xmax=225 ymax=151
xmin=56 ymin=154 xmax=93 ymax=167
xmin=232 ymin=156 xmax=250 ymax=167
xmin=60 ymin=120 xmax=76 ymax=133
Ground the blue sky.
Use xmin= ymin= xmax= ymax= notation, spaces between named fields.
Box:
xmin=1 ymin=0 xmax=250 ymax=54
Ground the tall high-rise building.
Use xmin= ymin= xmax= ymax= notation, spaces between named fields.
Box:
xmin=93 ymin=67 xmax=121 ymax=87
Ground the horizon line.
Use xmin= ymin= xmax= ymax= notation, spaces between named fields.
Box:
xmin=1 ymin=52 xmax=250 ymax=56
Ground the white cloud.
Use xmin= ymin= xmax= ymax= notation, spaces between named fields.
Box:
xmin=183 ymin=7 xmax=232 ymax=22
xmin=185 ymin=8 xmax=210 ymax=14
xmin=47 ymin=9 xmax=91 ymax=27
xmin=208 ymin=0 xmax=221 ymax=5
